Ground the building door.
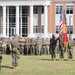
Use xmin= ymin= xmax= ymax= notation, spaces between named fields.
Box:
xmin=10 ymin=27 xmax=16 ymax=37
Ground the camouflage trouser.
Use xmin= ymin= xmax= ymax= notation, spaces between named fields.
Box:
xmin=59 ymin=49 xmax=64 ymax=59
xmin=67 ymin=48 xmax=73 ymax=59
xmin=26 ymin=46 xmax=29 ymax=55
xmin=35 ymin=45 xmax=42 ymax=55
xmin=42 ymin=46 xmax=46 ymax=54
xmin=35 ymin=46 xmax=38 ymax=55
xmin=20 ymin=46 xmax=24 ymax=55
xmin=0 ymin=56 xmax=2 ymax=71
xmin=46 ymin=45 xmax=50 ymax=55
xmin=31 ymin=46 xmax=35 ymax=55
xmin=0 ymin=60 xmax=1 ymax=71
xmin=12 ymin=53 xmax=19 ymax=67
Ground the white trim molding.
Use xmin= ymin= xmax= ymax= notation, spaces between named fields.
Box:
xmin=0 ymin=0 xmax=50 ymax=6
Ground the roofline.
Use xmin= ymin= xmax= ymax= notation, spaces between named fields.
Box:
xmin=52 ymin=0 xmax=75 ymax=2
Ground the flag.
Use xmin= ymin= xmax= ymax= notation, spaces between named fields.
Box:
xmin=59 ymin=7 xmax=63 ymax=35
xmin=63 ymin=10 xmax=68 ymax=47
xmin=59 ymin=8 xmax=68 ymax=47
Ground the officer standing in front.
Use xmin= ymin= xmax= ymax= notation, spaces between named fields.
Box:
xmin=50 ymin=34 xmax=57 ymax=60
xmin=10 ymin=34 xmax=20 ymax=69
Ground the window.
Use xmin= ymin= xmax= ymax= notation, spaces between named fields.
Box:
xmin=6 ymin=6 xmax=16 ymax=37
xmin=33 ymin=26 xmax=38 ymax=33
xmin=56 ymin=6 xmax=62 ymax=14
xmin=9 ymin=6 xmax=16 ymax=15
xmin=22 ymin=17 xmax=27 ymax=23
xmin=33 ymin=6 xmax=38 ymax=14
xmin=56 ymin=26 xmax=59 ymax=33
xmin=21 ymin=6 xmax=28 ymax=37
xmin=66 ymin=5 xmax=73 ymax=14
xmin=56 ymin=26 xmax=73 ymax=34
xmin=9 ymin=6 xmax=16 ymax=27
xmin=22 ymin=6 xmax=28 ymax=16
xmin=42 ymin=6 xmax=44 ymax=14
xmin=9 ymin=17 xmax=15 ymax=23
xmin=41 ymin=26 xmax=44 ymax=33
xmin=67 ymin=26 xmax=73 ymax=34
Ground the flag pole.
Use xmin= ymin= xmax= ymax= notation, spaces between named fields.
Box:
xmin=69 ymin=16 xmax=72 ymax=39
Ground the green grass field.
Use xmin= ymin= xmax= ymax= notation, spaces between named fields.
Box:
xmin=0 ymin=47 xmax=75 ymax=75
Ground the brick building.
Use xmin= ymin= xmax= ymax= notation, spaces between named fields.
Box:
xmin=0 ymin=0 xmax=75 ymax=38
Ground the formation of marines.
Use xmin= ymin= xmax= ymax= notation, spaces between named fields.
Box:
xmin=0 ymin=34 xmax=74 ymax=70
xmin=19 ymin=36 xmax=50 ymax=55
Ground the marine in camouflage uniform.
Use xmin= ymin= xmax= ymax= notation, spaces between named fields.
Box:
xmin=45 ymin=38 xmax=50 ymax=55
xmin=42 ymin=38 xmax=46 ymax=55
xmin=67 ymin=35 xmax=74 ymax=60
xmin=19 ymin=38 xmax=25 ymax=55
xmin=59 ymin=35 xmax=64 ymax=60
xmin=10 ymin=34 xmax=20 ymax=69
xmin=30 ymin=38 xmax=35 ymax=55
xmin=25 ymin=38 xmax=30 ymax=55
xmin=35 ymin=37 xmax=42 ymax=55
xmin=1 ymin=38 xmax=6 ymax=54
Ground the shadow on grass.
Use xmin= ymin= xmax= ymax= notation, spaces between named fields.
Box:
xmin=40 ymin=59 xmax=75 ymax=61
xmin=1 ymin=65 xmax=13 ymax=69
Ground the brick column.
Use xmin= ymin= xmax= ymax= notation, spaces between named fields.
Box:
xmin=38 ymin=6 xmax=41 ymax=33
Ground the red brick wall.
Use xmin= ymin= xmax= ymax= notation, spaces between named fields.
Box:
xmin=48 ymin=2 xmax=55 ymax=33
xmin=48 ymin=2 xmax=75 ymax=34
